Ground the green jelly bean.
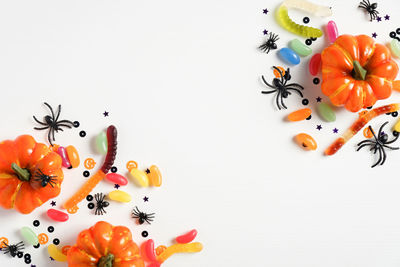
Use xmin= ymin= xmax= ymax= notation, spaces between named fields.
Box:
xmin=289 ymin=39 xmax=312 ymax=57
xmin=96 ymin=131 xmax=108 ymax=155
xmin=317 ymin=103 xmax=336 ymax=122
xmin=20 ymin=226 xmax=39 ymax=245
xmin=391 ymin=39 xmax=400 ymax=58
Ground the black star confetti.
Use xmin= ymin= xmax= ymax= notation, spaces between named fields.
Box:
xmin=50 ymin=201 xmax=56 ymax=207
xmin=385 ymin=14 xmax=390 ymax=20
xmin=316 ymin=125 xmax=322 ymax=130
xmin=372 ymin=32 xmax=377 ymax=38
xmin=333 ymin=128 xmax=339 ymax=133
xmin=377 ymin=16 xmax=382 ymax=22
xmin=316 ymin=97 xmax=322 ymax=102
xmin=263 ymin=8 xmax=268 ymax=14
xmin=114 ymin=184 xmax=120 ymax=189
xmin=103 ymin=111 xmax=109 ymax=117
xmin=143 ymin=196 xmax=149 ymax=202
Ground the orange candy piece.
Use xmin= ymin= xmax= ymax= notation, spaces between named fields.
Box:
xmin=273 ymin=66 xmax=285 ymax=78
xmin=0 ymin=237 xmax=8 ymax=248
xmin=84 ymin=158 xmax=96 ymax=170
xmin=287 ymin=108 xmax=312 ymax=121
xmin=148 ymin=165 xmax=162 ymax=187
xmin=295 ymin=133 xmax=317 ymax=150
xmin=38 ymin=233 xmax=49 ymax=245
xmin=363 ymin=126 xmax=374 ymax=138
xmin=126 ymin=160 xmax=138 ymax=171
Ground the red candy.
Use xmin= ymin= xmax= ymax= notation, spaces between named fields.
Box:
xmin=147 ymin=263 xmax=160 ymax=267
xmin=47 ymin=209 xmax=69 ymax=222
xmin=176 ymin=229 xmax=197 ymax=244
xmin=309 ymin=53 xmax=322 ymax=76
xmin=105 ymin=173 xmax=128 ymax=186
xmin=144 ymin=239 xmax=156 ymax=262
xmin=57 ymin=146 xmax=71 ymax=169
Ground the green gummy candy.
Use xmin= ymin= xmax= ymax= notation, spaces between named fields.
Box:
xmin=21 ymin=226 xmax=39 ymax=245
xmin=96 ymin=131 xmax=108 ymax=155
xmin=391 ymin=39 xmax=400 ymax=58
xmin=289 ymin=39 xmax=312 ymax=57
xmin=317 ymin=102 xmax=336 ymax=122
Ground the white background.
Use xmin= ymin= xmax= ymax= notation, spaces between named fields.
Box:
xmin=1 ymin=0 xmax=400 ymax=266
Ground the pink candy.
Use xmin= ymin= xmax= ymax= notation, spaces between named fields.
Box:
xmin=57 ymin=146 xmax=71 ymax=169
xmin=47 ymin=209 xmax=69 ymax=222
xmin=176 ymin=229 xmax=197 ymax=244
xmin=144 ymin=239 xmax=156 ymax=262
xmin=105 ymin=173 xmax=128 ymax=186
xmin=309 ymin=53 xmax=322 ymax=76
xmin=326 ymin=20 xmax=338 ymax=43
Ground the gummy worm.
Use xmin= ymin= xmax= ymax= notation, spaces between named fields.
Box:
xmin=325 ymin=104 xmax=400 ymax=155
xmin=63 ymin=125 xmax=117 ymax=209
xmin=156 ymin=242 xmax=203 ymax=264
xmin=276 ymin=0 xmax=332 ymax=38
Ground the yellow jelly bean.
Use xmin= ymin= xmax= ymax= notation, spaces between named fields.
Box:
xmin=129 ymin=168 xmax=149 ymax=187
xmin=47 ymin=244 xmax=67 ymax=262
xmin=394 ymin=118 xmax=400 ymax=132
xmin=108 ymin=190 xmax=132 ymax=203
xmin=66 ymin=145 xmax=80 ymax=168
xmin=147 ymin=165 xmax=162 ymax=187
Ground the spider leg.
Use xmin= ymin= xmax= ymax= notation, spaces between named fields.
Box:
xmin=261 ymin=75 xmax=275 ymax=89
xmin=51 ymin=128 xmax=56 ymax=142
xmin=357 ymin=143 xmax=372 ymax=151
xmin=47 ymin=130 xmax=53 ymax=146
xmin=382 ymin=144 xmax=399 ymax=150
xmin=357 ymin=139 xmax=374 ymax=146
xmin=33 ymin=116 xmax=48 ymax=126
xmin=44 ymin=102 xmax=56 ymax=121
xmin=276 ymin=90 xmax=282 ymax=110
xmin=385 ymin=134 xmax=399 ymax=144
xmin=369 ymin=126 xmax=378 ymax=141
xmin=381 ymin=147 xmax=387 ymax=165
xmin=371 ymin=148 xmax=382 ymax=168
xmin=272 ymin=66 xmax=284 ymax=84
xmin=286 ymin=88 xmax=304 ymax=98
xmin=34 ymin=126 xmax=50 ymax=130
xmin=57 ymin=123 xmax=73 ymax=128
xmin=261 ymin=89 xmax=277 ymax=94
xmin=279 ymin=93 xmax=287 ymax=110
xmin=377 ymin=121 xmax=388 ymax=136
xmin=285 ymin=83 xmax=304 ymax=90
xmin=55 ymin=105 xmax=61 ymax=122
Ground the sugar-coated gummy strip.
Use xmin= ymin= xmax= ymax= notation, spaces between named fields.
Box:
xmin=156 ymin=242 xmax=203 ymax=264
xmin=325 ymin=104 xmax=400 ymax=155
xmin=63 ymin=125 xmax=118 ymax=209
xmin=283 ymin=0 xmax=332 ymax=17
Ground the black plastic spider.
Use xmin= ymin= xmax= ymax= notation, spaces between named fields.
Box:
xmin=33 ymin=169 xmax=57 ymax=188
xmin=358 ymin=0 xmax=379 ymax=21
xmin=131 ymin=206 xmax=155 ymax=225
xmin=2 ymin=241 xmax=24 ymax=257
xmin=357 ymin=122 xmax=399 ymax=168
xmin=259 ymin=33 xmax=279 ymax=54
xmin=261 ymin=66 xmax=304 ymax=110
xmin=94 ymin=193 xmax=109 ymax=215
xmin=33 ymin=102 xmax=75 ymax=146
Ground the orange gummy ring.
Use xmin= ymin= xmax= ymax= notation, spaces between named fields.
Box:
xmin=273 ymin=66 xmax=285 ymax=78
xmin=126 ymin=160 xmax=138 ymax=171
xmin=363 ymin=126 xmax=374 ymax=138
xmin=67 ymin=206 xmax=79 ymax=214
xmin=84 ymin=158 xmax=96 ymax=170
xmin=0 ymin=237 xmax=8 ymax=248
xmin=38 ymin=233 xmax=49 ymax=245
xmin=61 ymin=245 xmax=71 ymax=255
xmin=155 ymin=245 xmax=167 ymax=256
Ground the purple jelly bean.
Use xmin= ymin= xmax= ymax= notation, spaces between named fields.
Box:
xmin=57 ymin=146 xmax=71 ymax=168
xmin=278 ymin=48 xmax=300 ymax=65
xmin=326 ymin=21 xmax=338 ymax=43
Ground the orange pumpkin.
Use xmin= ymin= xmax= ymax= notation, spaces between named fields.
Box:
xmin=67 ymin=221 xmax=144 ymax=267
xmin=0 ymin=135 xmax=64 ymax=214
xmin=321 ymin=34 xmax=399 ymax=112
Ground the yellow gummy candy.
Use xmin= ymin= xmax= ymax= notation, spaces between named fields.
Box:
xmin=108 ymin=190 xmax=132 ymax=203
xmin=129 ymin=168 xmax=149 ymax=187
xmin=394 ymin=118 xmax=400 ymax=132
xmin=157 ymin=242 xmax=203 ymax=263
xmin=48 ymin=244 xmax=67 ymax=262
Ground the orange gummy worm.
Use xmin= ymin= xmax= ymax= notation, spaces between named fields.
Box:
xmin=156 ymin=242 xmax=203 ymax=264
xmin=325 ymin=103 xmax=400 ymax=155
xmin=63 ymin=125 xmax=118 ymax=210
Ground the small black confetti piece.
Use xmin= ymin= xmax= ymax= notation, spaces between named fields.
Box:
xmin=24 ymin=258 xmax=31 ymax=264
xmin=393 ymin=131 xmax=399 ymax=137
xmin=79 ymin=131 xmax=86 ymax=137
xmin=83 ymin=171 xmax=90 ymax=177
xmin=53 ymin=239 xmax=60 ymax=245
xmin=24 ymin=253 xmax=31 ymax=259
xmin=310 ymin=37 xmax=317 ymax=41
xmin=313 ymin=77 xmax=320 ymax=85
xmin=386 ymin=112 xmax=391 ymax=115
xmin=33 ymin=220 xmax=40 ymax=227
xmin=397 ymin=28 xmax=400 ymax=34
xmin=303 ymin=17 xmax=310 ymax=24
xmin=141 ymin=231 xmax=148 ymax=238
xmin=305 ymin=39 xmax=312 ymax=46
xmin=392 ymin=111 xmax=398 ymax=117
xmin=367 ymin=106 xmax=373 ymax=109
xmin=17 ymin=251 xmax=24 ymax=258
xmin=110 ymin=166 xmax=117 ymax=173
xmin=88 ymin=203 xmax=95 ymax=209
xmin=48 ymin=226 xmax=54 ymax=233
xmin=390 ymin=31 xmax=397 ymax=38
xmin=306 ymin=115 xmax=312 ymax=120
xmin=73 ymin=121 xmax=80 ymax=128
xmin=33 ymin=243 xmax=40 ymax=249
xmin=86 ymin=195 xmax=93 ymax=201
xmin=302 ymin=99 xmax=309 ymax=105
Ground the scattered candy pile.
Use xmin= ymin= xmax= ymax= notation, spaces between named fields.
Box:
xmin=259 ymin=0 xmax=400 ymax=168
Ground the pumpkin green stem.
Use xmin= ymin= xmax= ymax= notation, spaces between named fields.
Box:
xmin=352 ymin=60 xmax=367 ymax=80
xmin=98 ymin=254 xmax=114 ymax=267
xmin=11 ymin=163 xmax=30 ymax=181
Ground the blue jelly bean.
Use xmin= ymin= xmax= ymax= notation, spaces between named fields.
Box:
xmin=278 ymin=47 xmax=300 ymax=65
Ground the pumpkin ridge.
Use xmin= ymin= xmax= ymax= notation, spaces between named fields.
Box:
xmin=330 ymin=80 xmax=353 ymax=99
xmin=10 ymin=181 xmax=23 ymax=208
xmin=333 ymin=43 xmax=354 ymax=69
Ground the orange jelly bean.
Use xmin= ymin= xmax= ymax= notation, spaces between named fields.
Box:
xmin=295 ymin=133 xmax=317 ymax=150
xmin=273 ymin=66 xmax=285 ymax=78
xmin=66 ymin=145 xmax=80 ymax=168
xmin=287 ymin=108 xmax=312 ymax=122
xmin=147 ymin=165 xmax=162 ymax=187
